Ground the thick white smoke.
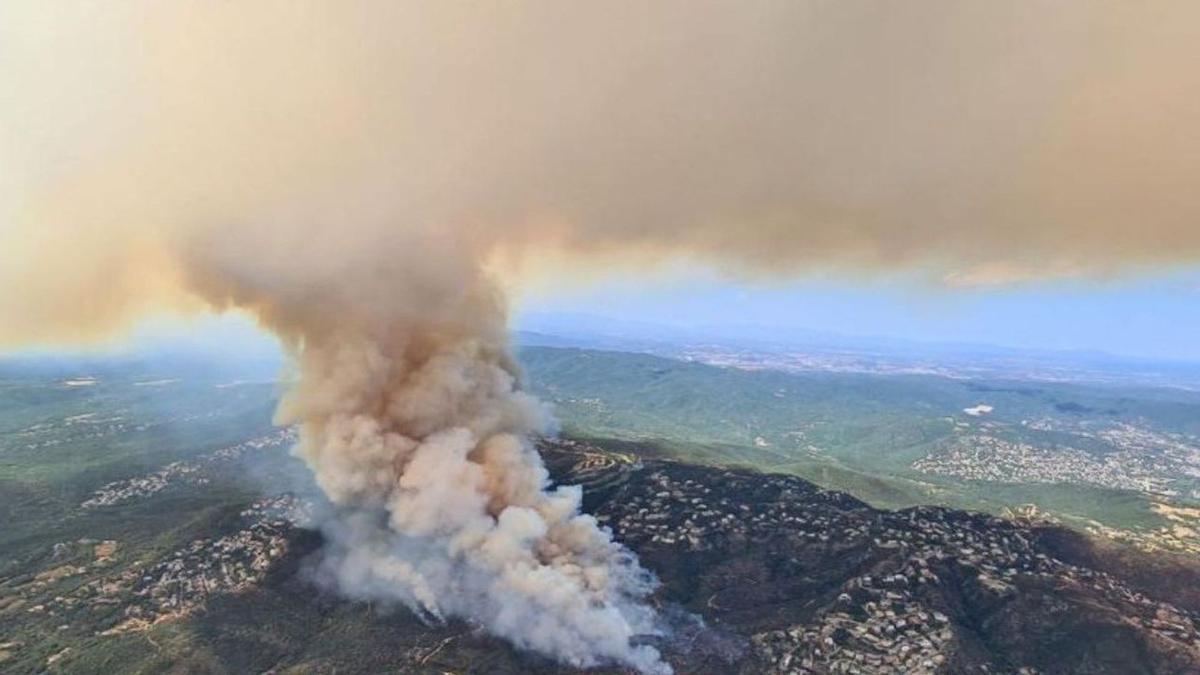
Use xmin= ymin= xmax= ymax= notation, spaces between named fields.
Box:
xmin=185 ymin=226 xmax=668 ymax=672
xmin=297 ymin=347 xmax=666 ymax=671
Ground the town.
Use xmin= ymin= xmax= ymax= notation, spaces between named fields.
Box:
xmin=0 ymin=492 xmax=312 ymax=660
xmin=81 ymin=428 xmax=297 ymax=508
xmin=911 ymin=432 xmax=1177 ymax=495
xmin=2 ymin=436 xmax=1196 ymax=673
xmin=109 ymin=494 xmax=311 ymax=632
xmin=571 ymin=443 xmax=1200 ymax=674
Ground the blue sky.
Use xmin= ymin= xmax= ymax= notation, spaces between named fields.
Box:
xmin=518 ymin=268 xmax=1200 ymax=362
xmin=82 ymin=267 xmax=1200 ymax=365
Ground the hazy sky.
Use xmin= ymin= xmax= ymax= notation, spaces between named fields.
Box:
xmin=5 ymin=2 xmax=1200 ymax=366
xmin=110 ymin=266 xmax=1200 ymax=364
xmin=520 ymin=268 xmax=1200 ymax=362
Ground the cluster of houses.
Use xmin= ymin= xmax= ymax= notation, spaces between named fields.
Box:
xmin=912 ymin=433 xmax=1169 ymax=494
xmin=755 ymin=587 xmax=953 ymax=674
xmin=81 ymin=428 xmax=297 ymax=508
xmin=592 ymin=460 xmax=1200 ymax=674
xmin=0 ymin=493 xmax=311 ymax=655
xmin=12 ymin=412 xmax=136 ymax=451
xmin=103 ymin=494 xmax=308 ymax=634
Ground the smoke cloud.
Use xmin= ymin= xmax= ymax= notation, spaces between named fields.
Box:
xmin=5 ymin=1 xmax=1200 ymax=670
xmin=185 ymin=224 xmax=667 ymax=670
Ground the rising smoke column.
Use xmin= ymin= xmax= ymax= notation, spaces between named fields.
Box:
xmin=184 ymin=227 xmax=668 ymax=672
xmin=6 ymin=1 xmax=1200 ymax=669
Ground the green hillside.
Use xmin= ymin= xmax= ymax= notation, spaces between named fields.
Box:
xmin=519 ymin=346 xmax=1200 ymax=535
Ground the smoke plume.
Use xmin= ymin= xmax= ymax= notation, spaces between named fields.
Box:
xmin=185 ymin=224 xmax=667 ymax=671
xmin=6 ymin=1 xmax=1200 ymax=670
